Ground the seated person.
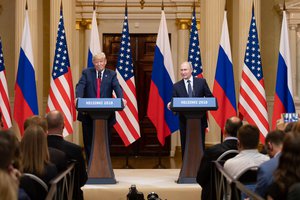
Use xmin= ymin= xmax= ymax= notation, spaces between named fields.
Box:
xmin=224 ymin=124 xmax=269 ymax=179
xmin=266 ymin=130 xmax=300 ymax=200
xmin=197 ymin=116 xmax=242 ymax=200
xmin=255 ymin=130 xmax=284 ymax=197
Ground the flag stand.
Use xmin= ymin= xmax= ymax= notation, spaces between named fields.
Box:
xmin=153 ymin=147 xmax=166 ymax=169
xmin=122 ymin=148 xmax=134 ymax=169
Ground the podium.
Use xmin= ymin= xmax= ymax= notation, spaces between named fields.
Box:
xmin=76 ymin=98 xmax=124 ymax=184
xmin=171 ymin=97 xmax=218 ymax=183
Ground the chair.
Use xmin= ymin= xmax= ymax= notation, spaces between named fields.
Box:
xmin=234 ymin=166 xmax=258 ymax=200
xmin=216 ymin=149 xmax=239 ymax=167
xmin=20 ymin=173 xmax=48 ymax=200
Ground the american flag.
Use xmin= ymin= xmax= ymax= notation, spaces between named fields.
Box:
xmin=188 ymin=8 xmax=203 ymax=78
xmin=47 ymin=8 xmax=76 ymax=136
xmin=238 ymin=7 xmax=269 ymax=141
xmin=113 ymin=6 xmax=140 ymax=146
xmin=0 ymin=38 xmax=12 ymax=129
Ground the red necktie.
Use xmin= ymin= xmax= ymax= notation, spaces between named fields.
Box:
xmin=97 ymin=71 xmax=101 ymax=98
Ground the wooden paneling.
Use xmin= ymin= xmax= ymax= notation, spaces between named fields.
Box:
xmin=103 ymin=34 xmax=171 ymax=156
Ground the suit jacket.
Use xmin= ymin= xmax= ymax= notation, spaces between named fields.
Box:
xmin=172 ymin=77 xmax=213 ymax=127
xmin=47 ymin=135 xmax=87 ymax=200
xmin=48 ymin=147 xmax=67 ymax=172
xmin=255 ymin=153 xmax=280 ymax=197
xmin=76 ymin=67 xmax=123 ymax=121
xmin=197 ymin=138 xmax=238 ymax=186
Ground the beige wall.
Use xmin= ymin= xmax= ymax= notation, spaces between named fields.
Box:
xmin=0 ymin=0 xmax=297 ymax=149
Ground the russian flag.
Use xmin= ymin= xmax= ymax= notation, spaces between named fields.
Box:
xmin=272 ymin=10 xmax=295 ymax=129
xmin=147 ymin=10 xmax=179 ymax=146
xmin=211 ymin=11 xmax=237 ymax=130
xmin=87 ymin=8 xmax=101 ymax=68
xmin=14 ymin=9 xmax=38 ymax=135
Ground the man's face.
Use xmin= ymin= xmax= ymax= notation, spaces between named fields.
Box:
xmin=180 ymin=62 xmax=193 ymax=80
xmin=93 ymin=57 xmax=107 ymax=71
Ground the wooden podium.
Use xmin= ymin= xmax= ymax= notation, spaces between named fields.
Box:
xmin=171 ymin=97 xmax=218 ymax=183
xmin=76 ymin=98 xmax=124 ymax=184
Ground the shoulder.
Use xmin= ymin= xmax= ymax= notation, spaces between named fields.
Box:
xmin=194 ymin=77 xmax=207 ymax=84
xmin=82 ymin=67 xmax=94 ymax=74
xmin=174 ymin=79 xmax=184 ymax=87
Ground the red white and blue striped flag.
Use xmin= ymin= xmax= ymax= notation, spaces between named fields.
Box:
xmin=147 ymin=10 xmax=179 ymax=146
xmin=47 ymin=8 xmax=76 ymax=136
xmin=87 ymin=7 xmax=101 ymax=68
xmin=14 ymin=9 xmax=39 ymax=135
xmin=211 ymin=11 xmax=237 ymax=130
xmin=272 ymin=10 xmax=295 ymax=129
xmin=0 ymin=38 xmax=12 ymax=129
xmin=113 ymin=5 xmax=141 ymax=146
xmin=238 ymin=6 xmax=269 ymax=141
xmin=188 ymin=8 xmax=203 ymax=78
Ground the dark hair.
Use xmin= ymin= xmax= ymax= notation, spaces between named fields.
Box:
xmin=0 ymin=130 xmax=19 ymax=170
xmin=225 ymin=117 xmax=243 ymax=137
xmin=265 ymin=130 xmax=285 ymax=146
xmin=238 ymin=124 xmax=259 ymax=149
xmin=274 ymin=131 xmax=300 ymax=193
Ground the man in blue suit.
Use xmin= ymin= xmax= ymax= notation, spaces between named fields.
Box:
xmin=171 ymin=61 xmax=213 ymax=159
xmin=254 ymin=129 xmax=284 ymax=198
xmin=76 ymin=52 xmax=124 ymax=161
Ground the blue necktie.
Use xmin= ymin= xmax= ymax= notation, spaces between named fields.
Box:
xmin=187 ymin=80 xmax=193 ymax=97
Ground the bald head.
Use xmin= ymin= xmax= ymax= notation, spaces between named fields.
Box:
xmin=46 ymin=110 xmax=64 ymax=135
xmin=224 ymin=116 xmax=243 ymax=137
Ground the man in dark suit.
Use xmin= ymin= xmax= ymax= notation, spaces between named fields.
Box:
xmin=76 ymin=52 xmax=124 ymax=161
xmin=171 ymin=61 xmax=213 ymax=158
xmin=46 ymin=110 xmax=88 ymax=200
xmin=196 ymin=116 xmax=242 ymax=200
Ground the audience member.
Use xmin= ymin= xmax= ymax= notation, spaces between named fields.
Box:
xmin=0 ymin=169 xmax=18 ymax=200
xmin=266 ymin=131 xmax=300 ymax=200
xmin=287 ymin=183 xmax=300 ymax=200
xmin=196 ymin=116 xmax=242 ymax=199
xmin=20 ymin=125 xmax=57 ymax=184
xmin=255 ymin=130 xmax=284 ymax=197
xmin=24 ymin=115 xmax=67 ymax=172
xmin=46 ymin=110 xmax=87 ymax=200
xmin=224 ymin=124 xmax=269 ymax=179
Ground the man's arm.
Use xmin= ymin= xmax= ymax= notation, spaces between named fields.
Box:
xmin=203 ymin=79 xmax=213 ymax=97
xmin=76 ymin=70 xmax=88 ymax=98
xmin=111 ymin=71 xmax=123 ymax=98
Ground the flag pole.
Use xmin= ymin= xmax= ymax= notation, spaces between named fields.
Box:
xmin=121 ymin=0 xmax=134 ymax=169
xmin=153 ymin=3 xmax=167 ymax=169
xmin=93 ymin=0 xmax=96 ymax=11
xmin=283 ymin=0 xmax=286 ymax=11
xmin=25 ymin=0 xmax=28 ymax=10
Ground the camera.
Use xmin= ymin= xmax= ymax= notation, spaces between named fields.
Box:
xmin=127 ymin=185 xmax=144 ymax=200
xmin=147 ymin=192 xmax=161 ymax=200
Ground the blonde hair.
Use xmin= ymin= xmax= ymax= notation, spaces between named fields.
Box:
xmin=0 ymin=170 xmax=18 ymax=200
xmin=92 ymin=52 xmax=106 ymax=61
xmin=21 ymin=125 xmax=49 ymax=176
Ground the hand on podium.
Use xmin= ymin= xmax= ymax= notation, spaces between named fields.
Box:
xmin=122 ymin=98 xmax=127 ymax=107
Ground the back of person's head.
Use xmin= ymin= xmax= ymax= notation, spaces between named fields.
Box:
xmin=225 ymin=116 xmax=243 ymax=137
xmin=0 ymin=129 xmax=21 ymax=171
xmin=265 ymin=130 xmax=285 ymax=146
xmin=24 ymin=115 xmax=48 ymax=132
xmin=0 ymin=131 xmax=14 ymax=170
xmin=46 ymin=110 xmax=64 ymax=134
xmin=0 ymin=169 xmax=18 ymax=200
xmin=237 ymin=124 xmax=259 ymax=150
xmin=274 ymin=131 xmax=300 ymax=192
xmin=284 ymin=121 xmax=297 ymax=133
xmin=21 ymin=125 xmax=49 ymax=176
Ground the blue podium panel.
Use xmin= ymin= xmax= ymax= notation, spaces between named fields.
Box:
xmin=171 ymin=97 xmax=218 ymax=112
xmin=76 ymin=98 xmax=124 ymax=111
